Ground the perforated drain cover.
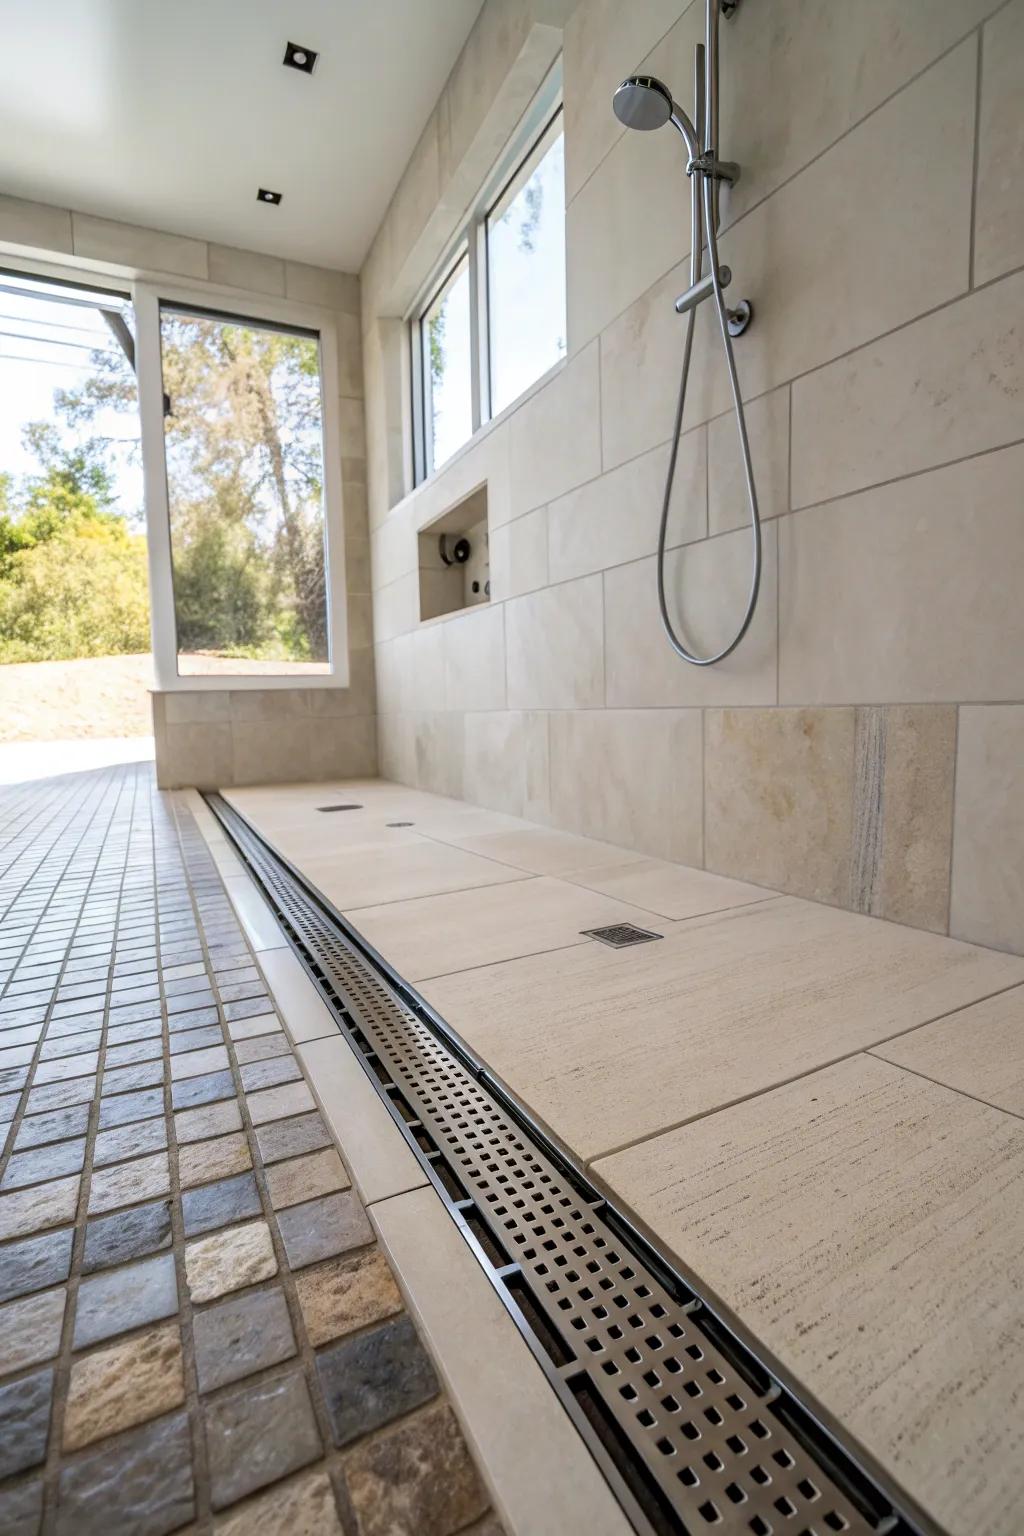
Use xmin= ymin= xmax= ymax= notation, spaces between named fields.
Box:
xmin=207 ymin=793 xmax=925 ymax=1536
xmin=582 ymin=923 xmax=663 ymax=948
xmin=316 ymin=803 xmax=363 ymax=812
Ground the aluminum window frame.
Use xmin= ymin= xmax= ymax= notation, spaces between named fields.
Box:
xmin=409 ymin=60 xmax=564 ymax=487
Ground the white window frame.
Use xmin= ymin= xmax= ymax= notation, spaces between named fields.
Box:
xmin=134 ymin=282 xmax=348 ymax=691
xmin=0 ymin=250 xmax=349 ymax=692
xmin=409 ymin=60 xmax=563 ymax=486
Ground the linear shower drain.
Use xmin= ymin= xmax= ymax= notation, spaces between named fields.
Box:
xmin=206 ymin=793 xmax=928 ymax=1536
xmin=583 ymin=923 xmax=663 ymax=948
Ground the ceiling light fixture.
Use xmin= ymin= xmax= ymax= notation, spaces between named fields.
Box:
xmin=257 ymin=188 xmax=282 ymax=205
xmin=283 ymin=41 xmax=318 ymax=74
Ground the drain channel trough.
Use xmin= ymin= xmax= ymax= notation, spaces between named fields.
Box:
xmin=205 ymin=794 xmax=935 ymax=1536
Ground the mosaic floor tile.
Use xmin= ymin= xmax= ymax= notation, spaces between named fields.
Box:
xmin=73 ymin=1253 xmax=178 ymax=1349
xmin=0 ymin=1367 xmax=53 ymax=1477
xmin=265 ymin=1147 xmax=349 ymax=1210
xmin=239 ymin=1055 xmax=302 ymax=1093
xmin=212 ymin=1468 xmax=343 ymax=1536
xmin=97 ymin=1086 xmax=163 ymax=1128
xmin=343 ymin=1400 xmax=489 ymax=1536
xmin=246 ymin=1080 xmax=316 ymax=1125
xmin=13 ymin=1103 xmax=90 ymax=1150
xmin=205 ymin=1371 xmax=321 ymax=1511
xmin=177 ymin=1131 xmax=251 ymax=1189
xmin=0 ymin=1173 xmax=80 ymax=1239
xmin=277 ymin=1191 xmax=372 ymax=1270
xmin=88 ymin=1151 xmax=170 ymax=1215
xmin=93 ymin=1118 xmax=168 ymax=1168
xmin=295 ymin=1250 xmax=402 ymax=1347
xmin=64 ymin=1324 xmax=184 ymax=1451
xmin=1 ymin=1137 xmax=86 ymax=1190
xmin=0 ymin=1287 xmax=65 ymax=1374
xmin=173 ymin=1098 xmax=242 ymax=1144
xmin=316 ymin=1315 xmax=438 ymax=1448
xmin=233 ymin=1031 xmax=290 ymax=1065
xmin=0 ymin=1226 xmax=73 ymax=1303
xmin=82 ymin=1200 xmax=172 ymax=1272
xmin=254 ymin=1111 xmax=333 ymax=1166
xmin=184 ymin=1220 xmax=278 ymax=1304
xmin=193 ymin=1286 xmax=296 ymax=1393
xmin=170 ymin=1069 xmax=234 ymax=1110
xmin=181 ymin=1171 xmax=262 ymax=1237
xmin=0 ymin=1474 xmax=42 ymax=1536
xmin=55 ymin=1409 xmax=194 ymax=1536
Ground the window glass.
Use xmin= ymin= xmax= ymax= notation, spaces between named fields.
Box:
xmin=159 ymin=306 xmax=329 ymax=677
xmin=486 ymin=114 xmax=566 ymax=416
xmin=421 ymin=253 xmax=472 ymax=473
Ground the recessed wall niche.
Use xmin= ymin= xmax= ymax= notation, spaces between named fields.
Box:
xmin=417 ymin=483 xmax=490 ymax=621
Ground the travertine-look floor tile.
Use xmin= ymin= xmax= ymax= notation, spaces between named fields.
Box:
xmin=0 ymin=1174 xmax=79 ymax=1239
xmin=421 ymin=898 xmax=1024 ymax=1161
xmin=178 ymin=1132 xmax=252 ymax=1189
xmin=342 ymin=1400 xmax=487 ymax=1536
xmin=592 ymin=1054 xmax=1024 ymax=1536
xmin=437 ymin=826 xmax=647 ymax=877
xmin=347 ymin=875 xmax=670 ymax=982
xmin=246 ymin=1079 xmax=315 ymax=1125
xmin=562 ymin=857 xmax=777 ymax=921
xmin=64 ymin=1322 xmax=184 ymax=1450
xmin=298 ymin=840 xmax=526 ymax=911
xmin=294 ymin=1250 xmax=401 ymax=1346
xmin=213 ymin=1468 xmax=342 ymax=1535
xmin=872 ymin=986 xmax=1024 ymax=1115
xmin=0 ymin=1287 xmax=65 ymax=1374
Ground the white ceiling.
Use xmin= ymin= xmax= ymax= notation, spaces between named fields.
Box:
xmin=0 ymin=0 xmax=483 ymax=271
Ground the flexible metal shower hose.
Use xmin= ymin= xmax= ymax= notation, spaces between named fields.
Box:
xmin=657 ymin=170 xmax=762 ymax=665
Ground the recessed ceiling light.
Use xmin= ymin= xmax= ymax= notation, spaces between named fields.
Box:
xmin=257 ymin=188 xmax=282 ymax=205
xmin=283 ymin=41 xmax=318 ymax=74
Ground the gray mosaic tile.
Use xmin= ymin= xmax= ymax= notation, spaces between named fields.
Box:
xmin=55 ymin=1408 xmax=194 ymax=1536
xmin=255 ymin=1112 xmax=332 ymax=1166
xmin=14 ymin=1102 xmax=89 ymax=1149
xmin=166 ymin=1006 xmax=219 ymax=1034
xmin=170 ymin=1069 xmax=234 ymax=1111
xmin=205 ymin=1370 xmax=321 ymax=1511
xmin=24 ymin=1077 xmax=95 ymax=1116
xmin=0 ymin=1222 xmax=74 ymax=1296
xmin=228 ymin=1031 xmax=290 ymax=1066
xmin=0 ymin=1367 xmax=52 ymax=1477
xmin=167 ymin=1025 xmax=222 ymax=1056
xmin=0 ymin=1474 xmax=42 ymax=1535
xmin=276 ymin=1191 xmax=373 ymax=1271
xmin=239 ymin=1056 xmax=302 ymax=1093
xmin=104 ymin=1037 xmax=163 ymax=1068
xmin=83 ymin=1200 xmax=173 ymax=1273
xmin=223 ymin=995 xmax=273 ymax=1022
xmin=193 ymin=1285 xmax=296 ymax=1394
xmin=182 ymin=1172 xmax=261 ymax=1238
xmin=316 ymin=1315 xmax=439 ymax=1449
xmin=1 ymin=1137 xmax=86 ymax=1190
xmin=98 ymin=1087 xmax=164 ymax=1128
xmin=93 ymin=1118 xmax=168 ymax=1168
xmin=73 ymin=1252 xmax=178 ymax=1349
xmin=101 ymin=1060 xmax=165 ymax=1095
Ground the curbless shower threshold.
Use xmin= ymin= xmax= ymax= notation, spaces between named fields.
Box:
xmin=205 ymin=791 xmax=939 ymax=1536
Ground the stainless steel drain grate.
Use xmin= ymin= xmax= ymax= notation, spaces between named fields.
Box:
xmin=583 ymin=923 xmax=663 ymax=948
xmin=207 ymin=794 xmax=928 ymax=1536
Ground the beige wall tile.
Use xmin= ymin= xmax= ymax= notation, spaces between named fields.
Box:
xmin=413 ymin=710 xmax=465 ymax=799
xmin=339 ymin=397 xmax=367 ymax=460
xmin=284 ymin=263 xmax=360 ymax=314
xmin=603 ymin=523 xmax=777 ymax=707
xmin=508 ymin=345 xmax=602 ymax=517
xmin=336 ymin=311 xmax=364 ymax=399
xmin=0 ymin=194 xmax=72 ymax=252
xmin=548 ymin=433 xmax=705 ymax=586
xmin=490 ymin=507 xmax=548 ymax=600
xmin=71 ymin=214 xmax=208 ymax=278
xmin=549 ymin=709 xmax=703 ymax=863
xmin=158 ymin=723 xmax=234 ymax=790
xmin=373 ymin=572 xmax=419 ymax=642
xmin=599 ymin=257 xmax=691 ymax=470
xmin=850 ymin=705 xmax=956 ymax=935
xmin=346 ymin=592 xmax=373 ymax=652
xmin=562 ymin=0 xmax=684 ymax=204
xmin=974 ymin=0 xmax=1024 ymax=285
xmin=506 ymin=573 xmax=604 ymax=709
xmin=708 ymin=385 xmax=789 ymax=535
xmin=162 ymin=692 xmax=231 ymax=726
xmin=231 ymin=721 xmax=312 ymax=786
xmin=592 ymin=1053 xmax=1024 ymax=1536
xmin=791 ymin=269 xmax=1024 ymax=507
xmin=442 ymin=604 xmax=506 ymax=712
xmin=462 ymin=711 xmax=550 ymax=822
xmin=951 ymin=706 xmax=1024 ymax=954
xmin=705 ymin=707 xmax=856 ymax=904
xmin=309 ymin=716 xmax=377 ymax=780
xmin=780 ymin=445 xmax=1024 ymax=704
xmin=207 ymin=244 xmax=285 ymax=296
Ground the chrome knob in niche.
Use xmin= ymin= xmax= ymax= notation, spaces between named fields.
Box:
xmin=438 ymin=534 xmax=471 ymax=566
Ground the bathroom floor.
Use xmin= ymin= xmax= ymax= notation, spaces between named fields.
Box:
xmin=223 ymin=776 xmax=1024 ymax=1536
xmin=0 ymin=765 xmax=503 ymax=1536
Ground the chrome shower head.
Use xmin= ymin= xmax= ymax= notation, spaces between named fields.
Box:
xmin=612 ymin=75 xmax=674 ymax=131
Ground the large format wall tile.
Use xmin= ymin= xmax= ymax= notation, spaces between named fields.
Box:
xmin=592 ymin=1053 xmax=1024 ymax=1536
xmin=506 ymin=573 xmax=604 ymax=710
xmin=708 ymin=386 xmax=789 ymax=536
xmin=780 ymin=445 xmax=1024 ymax=704
xmin=462 ymin=711 xmax=550 ymax=822
xmin=490 ymin=508 xmax=549 ymax=600
xmin=604 ymin=523 xmax=777 ymax=708
xmin=549 ymin=709 xmax=703 ymax=863
xmin=791 ymin=269 xmax=1024 ymax=507
xmin=72 ymin=214 xmax=208 ymax=279
xmin=951 ymin=706 xmax=1024 ymax=954
xmin=508 ymin=344 xmax=602 ymax=518
xmin=548 ymin=433 xmax=705 ymax=586
xmin=705 ymin=707 xmax=856 ymax=905
xmin=974 ymin=0 xmax=1024 ymax=285
xmin=441 ymin=605 xmax=506 ymax=713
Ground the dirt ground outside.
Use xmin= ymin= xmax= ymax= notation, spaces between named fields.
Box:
xmin=0 ymin=654 xmax=154 ymax=741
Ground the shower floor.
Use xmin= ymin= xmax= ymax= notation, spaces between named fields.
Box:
xmin=222 ymin=776 xmax=1024 ymax=1536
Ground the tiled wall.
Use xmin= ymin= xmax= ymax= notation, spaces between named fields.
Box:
xmin=361 ymin=0 xmax=1024 ymax=953
xmin=0 ymin=196 xmax=377 ymax=789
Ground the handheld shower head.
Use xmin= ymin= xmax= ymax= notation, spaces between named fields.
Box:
xmin=612 ymin=75 xmax=674 ymax=131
